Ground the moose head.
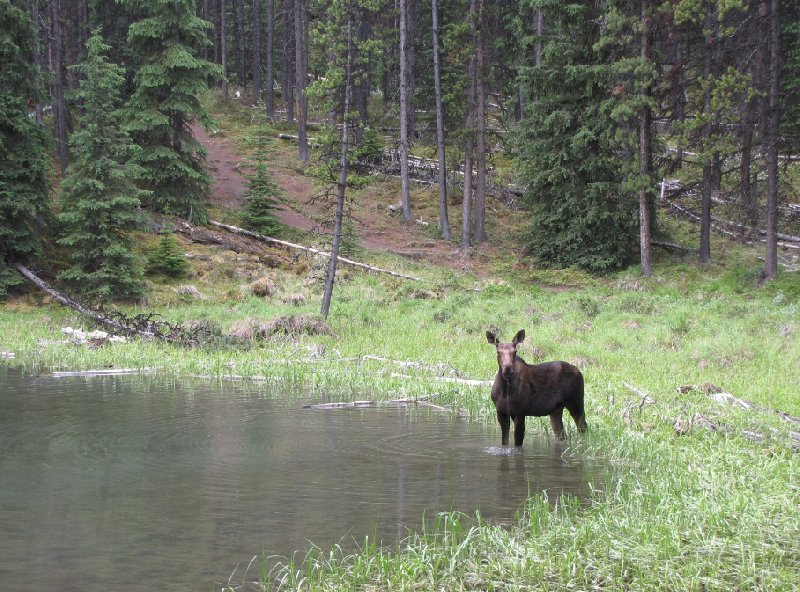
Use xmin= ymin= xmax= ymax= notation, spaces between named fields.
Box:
xmin=486 ymin=329 xmax=525 ymax=379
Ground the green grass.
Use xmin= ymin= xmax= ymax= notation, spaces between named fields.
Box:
xmin=3 ymin=251 xmax=798 ymax=591
xmin=4 ymin=91 xmax=799 ymax=591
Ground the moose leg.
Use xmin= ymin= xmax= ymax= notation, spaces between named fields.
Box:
xmin=549 ymin=412 xmax=566 ymax=441
xmin=496 ymin=410 xmax=511 ymax=446
xmin=513 ymin=416 xmax=526 ymax=446
xmin=569 ymin=407 xmax=587 ymax=433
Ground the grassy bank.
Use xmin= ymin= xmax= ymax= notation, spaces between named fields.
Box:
xmin=2 ymin=253 xmax=798 ymax=590
xmin=3 ymin=94 xmax=799 ymax=590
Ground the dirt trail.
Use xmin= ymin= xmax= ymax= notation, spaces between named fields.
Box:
xmin=194 ymin=124 xmax=320 ymax=234
xmin=193 ymin=123 xmax=481 ymax=272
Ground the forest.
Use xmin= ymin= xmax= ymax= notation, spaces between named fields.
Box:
xmin=1 ymin=0 xmax=799 ymax=305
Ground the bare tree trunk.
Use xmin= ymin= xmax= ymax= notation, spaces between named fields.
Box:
xmin=639 ymin=0 xmax=652 ymax=277
xmin=461 ymin=0 xmax=477 ymax=254
xmin=405 ymin=0 xmax=417 ymax=139
xmin=282 ymin=0 xmax=295 ymax=122
xmin=28 ymin=0 xmax=45 ymax=126
xmin=221 ymin=0 xmax=229 ymax=100
xmin=50 ymin=0 xmax=68 ymax=174
xmin=699 ymin=0 xmax=716 ymax=264
xmin=431 ymin=0 xmax=449 ymax=240
xmin=461 ymin=31 xmax=476 ymax=255
xmin=233 ymin=0 xmax=246 ymax=91
xmin=763 ymin=0 xmax=780 ymax=280
xmin=473 ymin=0 xmax=486 ymax=244
xmin=294 ymin=0 xmax=308 ymax=160
xmin=252 ymin=0 xmax=262 ymax=98
xmin=321 ymin=10 xmax=354 ymax=320
xmin=399 ymin=0 xmax=412 ymax=220
xmin=266 ymin=0 xmax=275 ymax=119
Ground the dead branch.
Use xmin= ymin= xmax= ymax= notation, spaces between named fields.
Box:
xmin=622 ymin=382 xmax=657 ymax=406
xmin=652 ymin=240 xmax=697 ymax=254
xmin=302 ymin=393 xmax=445 ymax=410
xmin=207 ymin=220 xmax=421 ymax=281
xmin=13 ymin=262 xmax=154 ymax=338
xmin=52 ymin=368 xmax=156 ymax=377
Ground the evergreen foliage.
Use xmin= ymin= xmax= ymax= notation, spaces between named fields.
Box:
xmin=146 ymin=232 xmax=189 ymax=277
xmin=0 ymin=0 xmax=51 ymax=299
xmin=781 ymin=0 xmax=800 ymax=151
xmin=515 ymin=0 xmax=638 ymax=273
xmin=122 ymin=0 xmax=222 ymax=222
xmin=57 ymin=31 xmax=148 ymax=304
xmin=240 ymin=105 xmax=283 ymax=235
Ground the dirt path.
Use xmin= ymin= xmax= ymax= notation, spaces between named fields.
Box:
xmin=194 ymin=124 xmax=484 ymax=272
xmin=194 ymin=124 xmax=320 ymax=233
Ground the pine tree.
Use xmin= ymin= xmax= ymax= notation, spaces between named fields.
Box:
xmin=122 ymin=0 xmax=222 ymax=222
xmin=146 ymin=231 xmax=189 ymax=277
xmin=57 ymin=31 xmax=148 ymax=304
xmin=0 ymin=0 xmax=51 ymax=299
xmin=241 ymin=105 xmax=283 ymax=235
xmin=515 ymin=0 xmax=638 ymax=273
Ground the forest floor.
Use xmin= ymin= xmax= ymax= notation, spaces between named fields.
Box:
xmin=193 ymin=121 xmax=507 ymax=276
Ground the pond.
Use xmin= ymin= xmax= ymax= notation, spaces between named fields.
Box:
xmin=0 ymin=367 xmax=601 ymax=591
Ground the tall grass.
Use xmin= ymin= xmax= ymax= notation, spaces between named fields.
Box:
xmin=2 ymin=92 xmax=798 ymax=590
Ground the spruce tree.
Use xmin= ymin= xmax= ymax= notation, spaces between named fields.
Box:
xmin=241 ymin=105 xmax=283 ymax=235
xmin=515 ymin=0 xmax=638 ymax=273
xmin=0 ymin=0 xmax=51 ymax=299
xmin=57 ymin=31 xmax=148 ymax=304
xmin=122 ymin=0 xmax=221 ymax=222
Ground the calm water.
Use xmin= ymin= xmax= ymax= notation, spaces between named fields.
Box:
xmin=0 ymin=367 xmax=600 ymax=591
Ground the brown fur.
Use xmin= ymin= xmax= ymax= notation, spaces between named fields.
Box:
xmin=487 ymin=329 xmax=587 ymax=445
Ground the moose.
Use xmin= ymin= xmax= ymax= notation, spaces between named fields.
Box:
xmin=487 ymin=329 xmax=587 ymax=445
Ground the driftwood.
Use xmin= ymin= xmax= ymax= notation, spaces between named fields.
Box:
xmin=302 ymin=393 xmax=447 ymax=410
xmin=52 ymin=368 xmax=156 ymax=378
xmin=208 ymin=220 xmax=421 ymax=281
xmin=13 ymin=263 xmax=155 ymax=338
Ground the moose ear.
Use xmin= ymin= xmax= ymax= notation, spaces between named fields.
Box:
xmin=486 ymin=331 xmax=499 ymax=345
xmin=512 ymin=330 xmax=526 ymax=346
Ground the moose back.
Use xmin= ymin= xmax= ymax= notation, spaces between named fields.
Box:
xmin=487 ymin=329 xmax=587 ymax=445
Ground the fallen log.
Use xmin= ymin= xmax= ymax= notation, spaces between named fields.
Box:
xmin=303 ymin=393 xmax=446 ymax=410
xmin=207 ymin=220 xmax=421 ymax=281
xmin=52 ymin=368 xmax=156 ymax=377
xmin=12 ymin=263 xmax=155 ymax=338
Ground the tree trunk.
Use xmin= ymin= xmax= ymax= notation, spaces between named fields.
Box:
xmin=321 ymin=10 xmax=354 ymax=320
xmin=221 ymin=0 xmax=229 ymax=100
xmin=252 ymin=0 xmax=262 ymax=98
xmin=431 ymin=0 xmax=450 ymax=240
xmin=399 ymin=0 xmax=412 ymax=220
xmin=639 ymin=0 xmax=652 ymax=277
xmin=233 ymin=0 xmax=246 ymax=91
xmin=282 ymin=0 xmax=295 ymax=122
xmin=294 ymin=0 xmax=308 ymax=160
xmin=699 ymin=0 xmax=716 ymax=264
xmin=473 ymin=0 xmax=486 ymax=244
xmin=461 ymin=30 xmax=477 ymax=255
xmin=405 ymin=0 xmax=417 ymax=140
xmin=50 ymin=0 xmax=68 ymax=174
xmin=266 ymin=0 xmax=275 ymax=119
xmin=763 ymin=0 xmax=780 ymax=280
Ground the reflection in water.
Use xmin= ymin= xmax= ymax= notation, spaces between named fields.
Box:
xmin=0 ymin=367 xmax=601 ymax=591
